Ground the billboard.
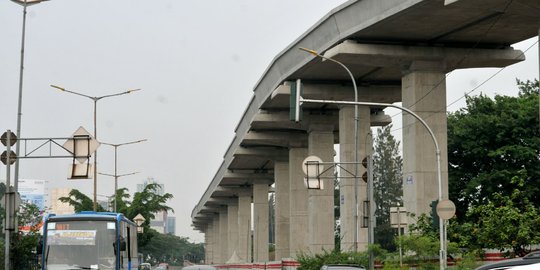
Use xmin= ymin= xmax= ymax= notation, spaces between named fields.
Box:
xmin=19 ymin=179 xmax=48 ymax=210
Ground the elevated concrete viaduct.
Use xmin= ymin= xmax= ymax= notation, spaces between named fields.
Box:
xmin=191 ymin=0 xmax=539 ymax=264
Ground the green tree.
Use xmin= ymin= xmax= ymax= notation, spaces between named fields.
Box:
xmin=124 ymin=183 xmax=173 ymax=222
xmin=447 ymin=79 xmax=540 ymax=221
xmin=59 ymin=183 xmax=173 ymax=225
xmin=58 ymin=189 xmax=107 ymax=212
xmin=398 ymin=213 xmax=461 ymax=269
xmin=12 ymin=201 xmax=43 ymax=269
xmin=0 ymin=186 xmax=43 ymax=269
xmin=454 ymin=172 xmax=540 ymax=256
xmin=140 ymin=233 xmax=204 ymax=265
xmin=373 ymin=125 xmax=403 ymax=251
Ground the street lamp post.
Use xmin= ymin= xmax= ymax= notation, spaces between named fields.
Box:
xmin=12 ymin=0 xmax=50 ymax=192
xmin=50 ymin=85 xmax=141 ymax=211
xmin=299 ymin=47 xmax=363 ymax=253
xmin=100 ymin=139 xmax=147 ymax=212
xmin=299 ymin=47 xmax=446 ymax=270
xmin=9 ymin=1 xmax=49 ymax=269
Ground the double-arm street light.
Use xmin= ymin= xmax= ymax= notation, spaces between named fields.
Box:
xmin=99 ymin=139 xmax=147 ymax=212
xmin=299 ymin=47 xmax=363 ymax=254
xmin=50 ymin=85 xmax=141 ymax=211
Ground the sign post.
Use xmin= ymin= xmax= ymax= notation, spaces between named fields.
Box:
xmin=436 ymin=199 xmax=456 ymax=269
xmin=1 ymin=130 xmax=17 ymax=270
xmin=2 ymin=128 xmax=99 ymax=269
xmin=390 ymin=204 xmax=407 ymax=268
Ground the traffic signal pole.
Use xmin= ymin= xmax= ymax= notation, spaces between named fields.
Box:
xmin=1 ymin=129 xmax=97 ymax=269
xmin=4 ymin=131 xmax=13 ymax=270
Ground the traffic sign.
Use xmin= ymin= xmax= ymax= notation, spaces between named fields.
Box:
xmin=302 ymin=155 xmax=323 ymax=177
xmin=63 ymin=127 xmax=100 ymax=163
xmin=436 ymin=199 xmax=456 ymax=220
xmin=289 ymin=79 xmax=303 ymax=122
xmin=0 ymin=131 xmax=17 ymax=147
xmin=390 ymin=206 xmax=408 ymax=228
xmin=0 ymin=151 xmax=17 ymax=165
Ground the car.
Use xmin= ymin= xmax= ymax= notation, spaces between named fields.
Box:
xmin=182 ymin=265 xmax=218 ymax=270
xmin=139 ymin=263 xmax=151 ymax=270
xmin=156 ymin=263 xmax=169 ymax=270
xmin=320 ymin=264 xmax=366 ymax=270
xmin=475 ymin=251 xmax=540 ymax=270
xmin=512 ymin=262 xmax=540 ymax=269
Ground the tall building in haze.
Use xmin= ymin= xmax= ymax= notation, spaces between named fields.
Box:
xmin=166 ymin=216 xmax=176 ymax=235
xmin=137 ymin=178 xmax=169 ymax=233
xmin=137 ymin=177 xmax=164 ymax=195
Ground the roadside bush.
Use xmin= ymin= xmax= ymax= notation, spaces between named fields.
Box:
xmin=454 ymin=251 xmax=480 ymax=270
xmin=296 ymin=249 xmax=368 ymax=270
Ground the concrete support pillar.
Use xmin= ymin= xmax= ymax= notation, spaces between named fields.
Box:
xmin=308 ymin=124 xmax=335 ymax=253
xmin=274 ymin=161 xmax=290 ymax=259
xmin=339 ymin=106 xmax=371 ymax=252
xmin=237 ymin=192 xmax=252 ymax=262
xmin=205 ymin=225 xmax=214 ymax=264
xmin=228 ymin=202 xmax=239 ymax=261
xmin=219 ymin=208 xmax=229 ymax=264
xmin=212 ymin=216 xmax=221 ymax=264
xmin=289 ymin=147 xmax=309 ymax=257
xmin=402 ymin=61 xmax=449 ymax=219
xmin=253 ymin=182 xmax=269 ymax=262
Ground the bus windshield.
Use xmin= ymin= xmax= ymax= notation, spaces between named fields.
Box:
xmin=45 ymin=220 xmax=116 ymax=270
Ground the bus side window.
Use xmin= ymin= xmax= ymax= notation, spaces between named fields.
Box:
xmin=127 ymin=226 xmax=132 ymax=263
xmin=130 ymin=224 xmax=138 ymax=265
xmin=121 ymin=221 xmax=129 ymax=269
xmin=36 ymin=237 xmax=43 ymax=255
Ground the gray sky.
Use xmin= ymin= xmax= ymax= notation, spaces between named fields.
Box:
xmin=0 ymin=0 xmax=538 ymax=243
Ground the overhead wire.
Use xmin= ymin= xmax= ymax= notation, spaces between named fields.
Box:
xmin=390 ymin=39 xmax=538 ymax=134
xmin=383 ymin=0 xmax=522 ymax=134
xmin=387 ymin=0 xmax=516 ymax=120
xmin=445 ymin=40 xmax=539 ymax=110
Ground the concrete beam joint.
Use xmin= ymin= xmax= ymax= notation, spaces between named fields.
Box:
xmin=406 ymin=60 xmax=446 ymax=73
xmin=223 ymin=170 xmax=275 ymax=180
xmin=233 ymin=147 xmax=289 ymax=161
xmin=269 ymin=83 xmax=401 ymax=105
xmin=325 ymin=41 xmax=525 ymax=71
xmin=308 ymin=124 xmax=335 ymax=133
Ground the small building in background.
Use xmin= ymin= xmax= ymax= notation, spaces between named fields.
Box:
xmin=49 ymin=187 xmax=74 ymax=215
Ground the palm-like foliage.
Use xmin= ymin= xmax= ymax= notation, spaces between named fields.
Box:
xmin=125 ymin=183 xmax=173 ymax=223
xmin=58 ymin=183 xmax=173 ymax=223
xmin=58 ymin=189 xmax=107 ymax=212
